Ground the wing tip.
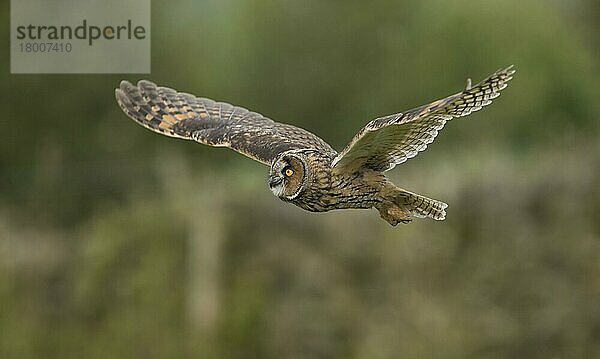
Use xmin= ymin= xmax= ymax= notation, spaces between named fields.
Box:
xmin=119 ymin=79 xmax=133 ymax=88
xmin=499 ymin=64 xmax=517 ymax=79
xmin=115 ymin=85 xmax=132 ymax=109
xmin=137 ymin=79 xmax=158 ymax=91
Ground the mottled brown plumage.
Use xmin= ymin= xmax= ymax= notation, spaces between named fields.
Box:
xmin=115 ymin=66 xmax=515 ymax=225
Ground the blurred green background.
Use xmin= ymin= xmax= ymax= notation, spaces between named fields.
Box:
xmin=2 ymin=0 xmax=600 ymax=358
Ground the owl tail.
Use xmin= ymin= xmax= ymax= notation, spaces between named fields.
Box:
xmin=394 ymin=188 xmax=448 ymax=221
xmin=377 ymin=187 xmax=447 ymax=225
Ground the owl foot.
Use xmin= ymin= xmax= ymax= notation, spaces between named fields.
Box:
xmin=377 ymin=203 xmax=412 ymax=226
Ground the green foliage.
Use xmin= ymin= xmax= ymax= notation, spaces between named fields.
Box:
xmin=2 ymin=0 xmax=600 ymax=358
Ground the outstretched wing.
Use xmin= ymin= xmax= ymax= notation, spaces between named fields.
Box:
xmin=115 ymin=80 xmax=335 ymax=165
xmin=332 ymin=65 xmax=516 ymax=172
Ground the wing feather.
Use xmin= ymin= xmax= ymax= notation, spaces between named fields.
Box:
xmin=332 ymin=65 xmax=516 ymax=172
xmin=115 ymin=80 xmax=335 ymax=165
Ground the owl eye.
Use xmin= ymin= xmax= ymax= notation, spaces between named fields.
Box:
xmin=284 ymin=168 xmax=294 ymax=177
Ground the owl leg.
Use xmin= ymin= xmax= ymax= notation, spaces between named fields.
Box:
xmin=376 ymin=201 xmax=413 ymax=226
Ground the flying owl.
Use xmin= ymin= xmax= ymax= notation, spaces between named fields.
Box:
xmin=115 ymin=66 xmax=515 ymax=225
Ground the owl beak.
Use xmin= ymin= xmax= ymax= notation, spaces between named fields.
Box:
xmin=268 ymin=175 xmax=283 ymax=188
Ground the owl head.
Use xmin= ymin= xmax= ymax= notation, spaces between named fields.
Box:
xmin=268 ymin=151 xmax=308 ymax=200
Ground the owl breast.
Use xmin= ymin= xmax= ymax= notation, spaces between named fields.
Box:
xmin=288 ymin=157 xmax=384 ymax=212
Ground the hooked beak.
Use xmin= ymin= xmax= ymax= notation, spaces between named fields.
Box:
xmin=268 ymin=175 xmax=283 ymax=188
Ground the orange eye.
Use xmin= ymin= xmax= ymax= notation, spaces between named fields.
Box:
xmin=285 ymin=168 xmax=294 ymax=177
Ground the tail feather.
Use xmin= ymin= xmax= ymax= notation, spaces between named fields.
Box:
xmin=396 ymin=189 xmax=448 ymax=221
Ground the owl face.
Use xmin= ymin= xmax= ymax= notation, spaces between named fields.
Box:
xmin=268 ymin=153 xmax=307 ymax=200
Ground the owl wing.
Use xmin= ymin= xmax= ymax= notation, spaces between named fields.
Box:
xmin=332 ymin=65 xmax=515 ymax=172
xmin=115 ymin=80 xmax=335 ymax=165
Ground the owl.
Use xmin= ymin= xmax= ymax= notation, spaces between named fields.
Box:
xmin=115 ymin=66 xmax=515 ymax=225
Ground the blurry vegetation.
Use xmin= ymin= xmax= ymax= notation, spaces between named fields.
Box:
xmin=2 ymin=0 xmax=600 ymax=358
